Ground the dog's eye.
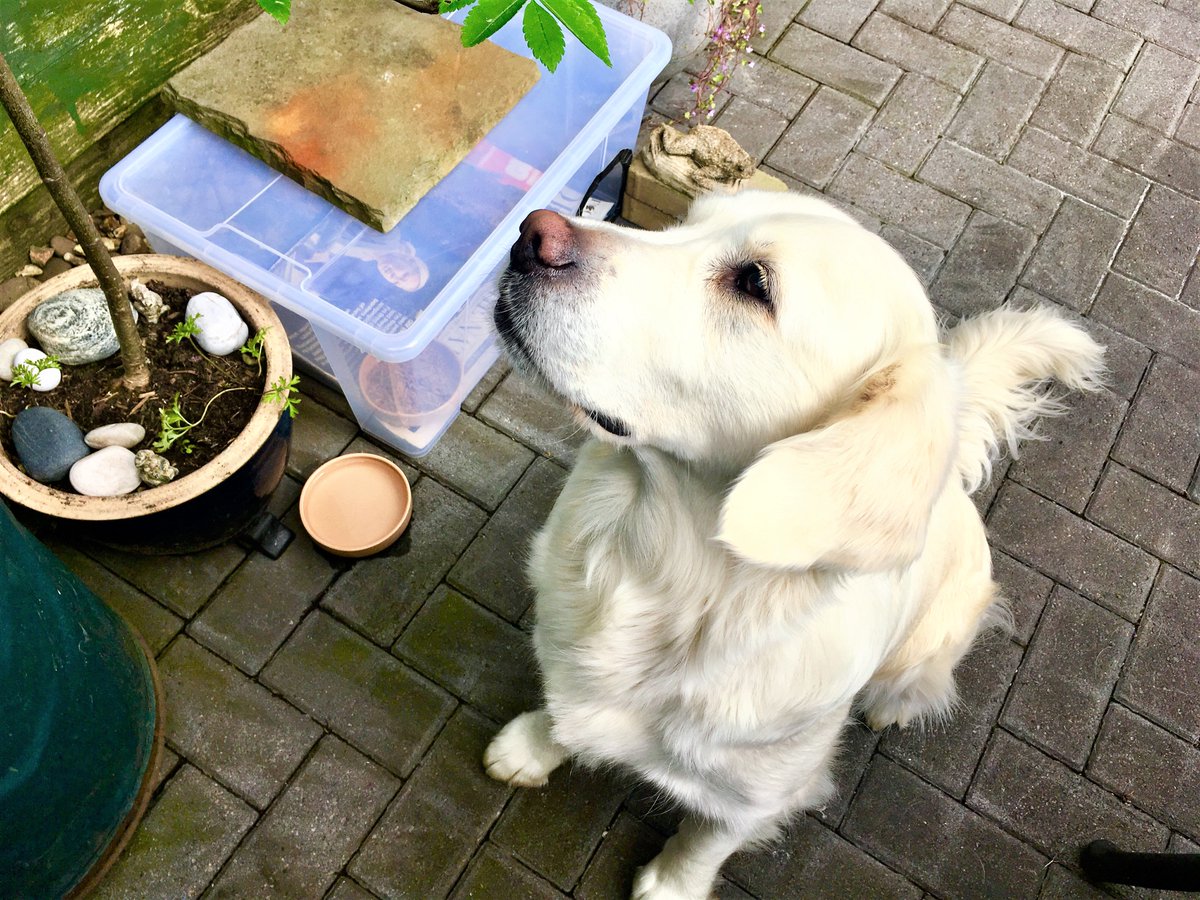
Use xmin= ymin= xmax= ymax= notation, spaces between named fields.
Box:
xmin=733 ymin=262 xmax=771 ymax=306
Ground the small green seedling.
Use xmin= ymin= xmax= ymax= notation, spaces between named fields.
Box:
xmin=154 ymin=394 xmax=197 ymax=454
xmin=263 ymin=374 xmax=301 ymax=418
xmin=10 ymin=355 xmax=60 ymax=389
xmin=166 ymin=313 xmax=202 ymax=347
xmin=155 ymin=394 xmax=196 ymax=454
xmin=154 ymin=387 xmax=247 ymax=454
xmin=240 ymin=327 xmax=270 ymax=371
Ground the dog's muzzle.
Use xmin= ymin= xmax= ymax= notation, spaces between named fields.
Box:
xmin=494 ymin=209 xmax=580 ymax=367
xmin=509 ymin=209 xmax=579 ymax=273
xmin=495 ymin=210 xmax=634 ymax=441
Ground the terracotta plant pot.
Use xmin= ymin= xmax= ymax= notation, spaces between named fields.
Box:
xmin=358 ymin=342 xmax=462 ymax=432
xmin=0 ymin=255 xmax=293 ymax=553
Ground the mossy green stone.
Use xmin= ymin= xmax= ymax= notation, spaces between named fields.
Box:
xmin=165 ymin=0 xmax=540 ymax=231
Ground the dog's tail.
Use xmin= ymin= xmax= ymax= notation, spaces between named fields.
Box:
xmin=945 ymin=305 xmax=1106 ymax=494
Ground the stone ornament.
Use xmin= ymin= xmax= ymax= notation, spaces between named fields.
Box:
xmin=134 ymin=449 xmax=179 ymax=487
xmin=639 ymin=124 xmax=757 ymax=197
xmin=129 ymin=279 xmax=168 ymax=325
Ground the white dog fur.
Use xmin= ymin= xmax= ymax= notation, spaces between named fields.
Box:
xmin=485 ymin=190 xmax=1104 ymax=899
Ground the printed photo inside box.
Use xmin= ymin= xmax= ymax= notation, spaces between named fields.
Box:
xmin=101 ymin=7 xmax=670 ymax=456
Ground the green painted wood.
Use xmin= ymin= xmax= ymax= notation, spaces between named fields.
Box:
xmin=0 ymin=95 xmax=171 ymax=277
xmin=0 ymin=0 xmax=257 ymax=221
xmin=0 ymin=499 xmax=157 ymax=896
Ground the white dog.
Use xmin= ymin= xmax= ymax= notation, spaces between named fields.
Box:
xmin=485 ymin=190 xmax=1104 ymax=899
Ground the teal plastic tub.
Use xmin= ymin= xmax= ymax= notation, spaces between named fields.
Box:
xmin=0 ymin=500 xmax=162 ymax=896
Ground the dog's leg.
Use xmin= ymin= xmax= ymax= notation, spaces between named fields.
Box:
xmin=862 ymin=582 xmax=1008 ymax=730
xmin=860 ymin=649 xmax=960 ymax=730
xmin=633 ymin=814 xmax=777 ymax=900
xmin=483 ymin=710 xmax=569 ymax=787
xmin=863 ymin=508 xmax=1003 ymax=731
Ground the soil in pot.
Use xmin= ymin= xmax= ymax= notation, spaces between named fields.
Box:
xmin=0 ymin=280 xmax=266 ymax=487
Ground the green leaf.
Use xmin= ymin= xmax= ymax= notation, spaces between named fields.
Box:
xmin=439 ymin=0 xmax=475 ymax=12
xmin=461 ymin=0 xmax=528 ymax=47
xmin=539 ymin=0 xmax=611 ymax=66
xmin=523 ymin=2 xmax=566 ymax=72
xmin=255 ymin=0 xmax=290 ymax=25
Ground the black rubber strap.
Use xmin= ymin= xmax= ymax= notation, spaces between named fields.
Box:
xmin=577 ymin=148 xmax=633 ymax=221
xmin=1080 ymin=840 xmax=1200 ymax=890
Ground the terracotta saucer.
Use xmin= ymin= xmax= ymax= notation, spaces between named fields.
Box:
xmin=299 ymin=453 xmax=412 ymax=557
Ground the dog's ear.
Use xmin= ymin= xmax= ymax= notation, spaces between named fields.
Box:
xmin=717 ymin=346 xmax=958 ymax=572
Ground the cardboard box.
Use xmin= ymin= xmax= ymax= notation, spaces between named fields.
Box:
xmin=623 ymin=154 xmax=788 ymax=230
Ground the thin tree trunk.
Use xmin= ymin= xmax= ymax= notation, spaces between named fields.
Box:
xmin=0 ymin=50 xmax=150 ymax=391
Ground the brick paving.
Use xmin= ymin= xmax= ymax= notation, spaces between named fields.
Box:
xmin=9 ymin=1 xmax=1200 ymax=896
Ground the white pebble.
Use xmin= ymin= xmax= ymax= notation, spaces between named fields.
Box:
xmin=30 ymin=368 xmax=61 ymax=391
xmin=0 ymin=337 xmax=28 ymax=381
xmin=69 ymin=446 xmax=141 ymax=497
xmin=85 ymin=422 xmax=147 ymax=450
xmin=11 ymin=347 xmax=61 ymax=391
xmin=186 ymin=292 xmax=249 ymax=356
xmin=12 ymin=347 xmax=45 ymax=368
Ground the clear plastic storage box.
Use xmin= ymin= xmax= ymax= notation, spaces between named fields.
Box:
xmin=100 ymin=6 xmax=670 ymax=456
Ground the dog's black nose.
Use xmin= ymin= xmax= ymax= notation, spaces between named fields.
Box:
xmin=510 ymin=209 xmax=577 ymax=273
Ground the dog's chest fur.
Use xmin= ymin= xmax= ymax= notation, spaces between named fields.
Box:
xmin=526 ymin=442 xmax=911 ymax=813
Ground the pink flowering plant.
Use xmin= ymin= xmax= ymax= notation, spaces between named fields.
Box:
xmin=685 ymin=0 xmax=764 ymax=121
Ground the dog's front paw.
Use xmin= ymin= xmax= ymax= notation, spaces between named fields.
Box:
xmin=864 ymin=667 xmax=957 ymax=731
xmin=632 ymin=859 xmax=713 ymax=900
xmin=864 ymin=697 xmax=915 ymax=731
xmin=483 ymin=711 xmax=567 ymax=787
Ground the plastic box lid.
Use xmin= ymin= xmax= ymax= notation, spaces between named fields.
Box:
xmin=100 ymin=6 xmax=670 ymax=364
